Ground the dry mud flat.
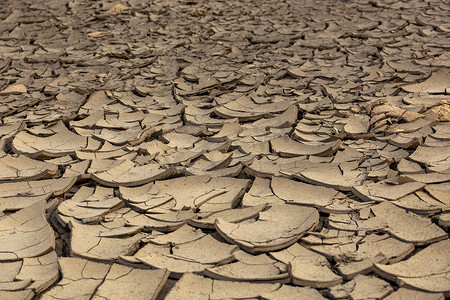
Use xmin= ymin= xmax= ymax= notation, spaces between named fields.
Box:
xmin=0 ymin=0 xmax=449 ymax=299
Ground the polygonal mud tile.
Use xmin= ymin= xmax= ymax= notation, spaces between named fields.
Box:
xmin=351 ymin=180 xmax=426 ymax=202
xmin=91 ymin=159 xmax=176 ymax=187
xmin=424 ymin=183 xmax=450 ymax=206
xmin=188 ymin=204 xmax=267 ymax=229
xmin=301 ymin=229 xmax=361 ymax=248
xmin=241 ymin=177 xmax=285 ymax=207
xmin=62 ymin=160 xmax=91 ymax=179
xmin=137 ymin=234 xmax=238 ymax=277
xmin=0 ymin=177 xmax=76 ymax=198
xmin=57 ymin=186 xmax=124 ymax=225
xmin=252 ymin=105 xmax=298 ymax=129
xmin=90 ymin=264 xmax=169 ymax=300
xmin=392 ymin=191 xmax=447 ymax=215
xmin=0 ymin=194 xmax=51 ymax=213
xmin=40 ymin=257 xmax=169 ymax=300
xmin=245 ymin=155 xmax=305 ymax=178
xmin=409 ymin=145 xmax=450 ymax=172
xmin=330 ymin=202 xmax=447 ymax=245
xmin=402 ymin=69 xmax=450 ymax=94
xmin=15 ymin=251 xmax=59 ymax=294
xmin=370 ymin=202 xmax=447 ymax=245
xmin=146 ymin=224 xmax=206 ymax=245
xmin=155 ymin=148 xmax=204 ymax=166
xmin=160 ymin=132 xmax=201 ymax=148
xmin=397 ymin=158 xmax=425 ymax=174
xmin=272 ymin=177 xmax=371 ymax=213
xmin=333 ymin=234 xmax=414 ymax=280
xmin=400 ymin=172 xmax=450 ymax=184
xmin=165 ymin=273 xmax=281 ymax=299
xmin=75 ymin=144 xmax=129 ymax=160
xmin=328 ymin=274 xmax=393 ymax=299
xmin=291 ymin=161 xmax=366 ymax=191
xmin=270 ymin=243 xmax=343 ymax=288
xmin=260 ymin=284 xmax=326 ymax=300
xmin=0 ymin=84 xmax=27 ymax=95
xmin=187 ymin=164 xmax=242 ymax=177
xmin=374 ymin=239 xmax=450 ymax=295
xmin=0 ymin=260 xmax=32 ymax=291
xmin=270 ymin=135 xmax=341 ymax=157
xmin=215 ymin=204 xmax=319 ymax=253
xmin=0 ymin=290 xmax=34 ymax=300
xmin=384 ymin=287 xmax=444 ymax=300
xmin=0 ymin=201 xmax=54 ymax=261
xmin=123 ymin=209 xmax=196 ymax=232
xmin=185 ymin=151 xmax=232 ymax=175
xmin=12 ymin=126 xmax=99 ymax=158
xmin=69 ymin=221 xmax=146 ymax=262
xmin=119 ymin=175 xmax=249 ymax=213
xmin=214 ymin=95 xmax=290 ymax=121
xmin=92 ymin=126 xmax=155 ymax=146
xmin=438 ymin=213 xmax=450 ymax=228
xmin=204 ymin=252 xmax=289 ymax=283
xmin=343 ymin=115 xmax=371 ymax=138
xmin=0 ymin=154 xmax=57 ymax=182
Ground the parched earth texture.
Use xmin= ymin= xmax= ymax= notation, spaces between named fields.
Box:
xmin=0 ymin=0 xmax=449 ymax=299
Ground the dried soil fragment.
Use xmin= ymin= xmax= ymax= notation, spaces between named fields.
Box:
xmin=160 ymin=132 xmax=201 ymax=149
xmin=271 ymin=135 xmax=341 ymax=157
xmin=0 ymin=84 xmax=27 ymax=95
xmin=392 ymin=192 xmax=446 ymax=215
xmin=137 ymin=234 xmax=238 ymax=277
xmin=188 ymin=204 xmax=267 ymax=229
xmin=328 ymin=275 xmax=393 ymax=299
xmin=344 ymin=115 xmax=370 ymax=138
xmin=91 ymin=264 xmax=169 ymax=300
xmin=0 ymin=177 xmax=76 ymax=198
xmin=333 ymin=234 xmax=414 ymax=280
xmin=438 ymin=213 xmax=450 ymax=228
xmin=40 ymin=257 xmax=109 ymax=300
xmin=293 ymin=161 xmax=366 ymax=191
xmin=0 ymin=155 xmax=57 ymax=182
xmin=270 ymin=243 xmax=343 ymax=288
xmin=15 ymin=251 xmax=59 ymax=294
xmin=58 ymin=186 xmax=124 ymax=224
xmin=402 ymin=70 xmax=450 ymax=94
xmin=272 ymin=177 xmax=369 ymax=213
xmin=374 ymin=239 xmax=450 ymax=295
xmin=260 ymin=284 xmax=326 ymax=300
xmin=330 ymin=202 xmax=446 ymax=245
xmin=371 ymin=202 xmax=447 ymax=245
xmin=0 ymin=290 xmax=34 ymax=300
xmin=70 ymin=221 xmax=145 ymax=262
xmin=215 ymin=204 xmax=319 ymax=253
xmin=165 ymin=273 xmax=280 ymax=299
xmin=384 ymin=287 xmax=444 ymax=300
xmin=147 ymin=224 xmax=206 ymax=245
xmin=120 ymin=175 xmax=249 ymax=212
xmin=12 ymin=127 xmax=97 ymax=158
xmin=0 ymin=194 xmax=51 ymax=212
xmin=0 ymin=122 xmax=25 ymax=142
xmin=91 ymin=159 xmax=176 ymax=187
xmin=352 ymin=180 xmax=426 ymax=202
xmin=409 ymin=146 xmax=450 ymax=172
xmin=328 ymin=211 xmax=387 ymax=232
xmin=215 ymin=96 xmax=290 ymax=121
xmin=424 ymin=183 xmax=450 ymax=206
xmin=204 ymin=253 xmax=289 ymax=283
xmin=0 ymin=201 xmax=54 ymax=261
xmin=242 ymin=177 xmax=284 ymax=207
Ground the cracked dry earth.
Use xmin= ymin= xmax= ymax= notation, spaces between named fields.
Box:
xmin=0 ymin=0 xmax=449 ymax=299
